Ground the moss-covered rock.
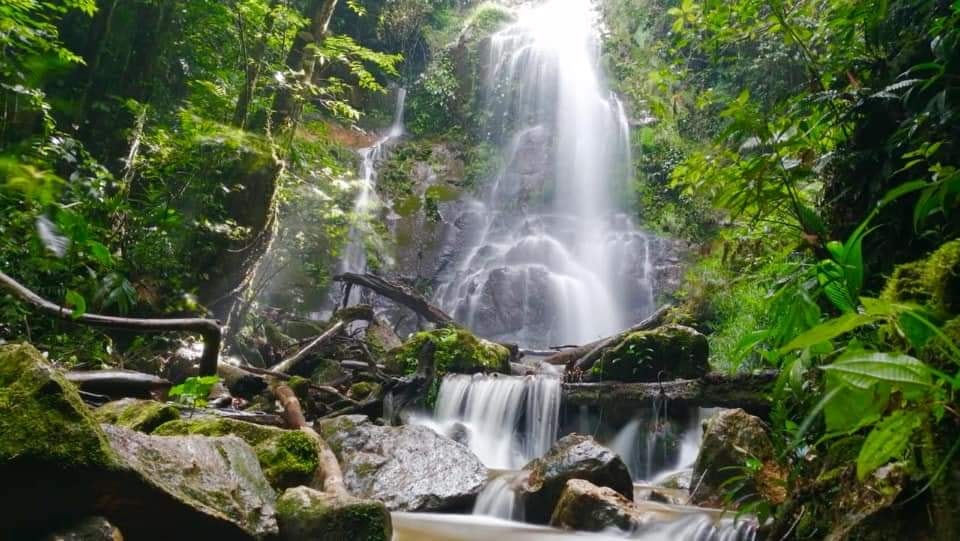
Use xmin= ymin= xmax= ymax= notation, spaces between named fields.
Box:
xmin=276 ymin=486 xmax=391 ymax=541
xmin=591 ymin=324 xmax=709 ymax=382
xmin=386 ymin=327 xmax=511 ymax=375
xmin=154 ymin=417 xmax=319 ymax=490
xmin=348 ymin=381 xmax=380 ymax=401
xmin=94 ymin=398 xmax=180 ymax=433
xmin=0 ymin=343 xmax=116 ymax=468
xmin=882 ymin=239 xmax=960 ymax=316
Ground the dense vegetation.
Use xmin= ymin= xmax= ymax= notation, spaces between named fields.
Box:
xmin=604 ymin=0 xmax=959 ymax=537
xmin=1 ymin=0 xmax=958 ymax=539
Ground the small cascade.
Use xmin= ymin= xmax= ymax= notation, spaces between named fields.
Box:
xmin=338 ymin=88 xmax=407 ymax=285
xmin=417 ymin=372 xmax=562 ymax=470
xmin=609 ymin=405 xmax=715 ymax=482
xmin=472 ymin=474 xmax=523 ymax=521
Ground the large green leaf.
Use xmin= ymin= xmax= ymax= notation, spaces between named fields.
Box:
xmin=824 ymin=373 xmax=890 ymax=432
xmin=780 ymin=312 xmax=875 ymax=352
xmin=822 ymin=352 xmax=932 ymax=393
xmin=857 ymin=409 xmax=924 ymax=480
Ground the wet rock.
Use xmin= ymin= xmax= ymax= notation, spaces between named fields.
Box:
xmin=41 ymin=516 xmax=122 ymax=541
xmin=94 ymin=398 xmax=180 ymax=433
xmin=550 ymin=479 xmax=668 ymax=532
xmin=519 ymin=433 xmax=633 ymax=524
xmin=690 ymin=408 xmax=782 ymax=507
xmin=153 ymin=417 xmax=319 ymax=491
xmin=0 ymin=343 xmax=278 ymax=539
xmin=318 ymin=415 xmax=488 ymax=511
xmin=634 ymin=485 xmax=688 ymax=506
xmin=592 ymin=324 xmax=708 ymax=382
xmin=654 ymin=469 xmax=692 ymax=491
xmin=276 ymin=486 xmax=392 ymax=541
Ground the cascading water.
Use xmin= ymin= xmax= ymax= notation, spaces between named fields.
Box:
xmin=339 ymin=88 xmax=406 ymax=280
xmin=434 ymin=0 xmax=657 ymax=348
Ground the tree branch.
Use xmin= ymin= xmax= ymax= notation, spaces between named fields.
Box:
xmin=333 ymin=273 xmax=455 ymax=326
xmin=1 ymin=271 xmax=222 ymax=376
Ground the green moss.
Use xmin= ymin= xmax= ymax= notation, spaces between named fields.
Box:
xmin=467 ymin=3 xmax=515 ymax=36
xmin=386 ymin=327 xmax=511 ymax=376
xmin=95 ymin=399 xmax=181 ymax=433
xmin=287 ymin=376 xmax=311 ymax=400
xmin=882 ymin=239 xmax=960 ymax=316
xmin=277 ymin=487 xmax=391 ymax=541
xmin=593 ymin=325 xmax=709 ymax=382
xmin=154 ymin=417 xmax=319 ymax=490
xmin=310 ymin=359 xmax=345 ymax=385
xmin=348 ymin=381 xmax=379 ymax=401
xmin=0 ymin=343 xmax=117 ymax=468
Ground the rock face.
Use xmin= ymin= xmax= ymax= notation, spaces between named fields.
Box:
xmin=153 ymin=417 xmax=320 ymax=491
xmin=276 ymin=486 xmax=392 ymax=541
xmin=592 ymin=324 xmax=709 ymax=382
xmin=519 ymin=433 xmax=633 ymax=524
xmin=318 ymin=415 xmax=488 ymax=511
xmin=550 ymin=479 xmax=666 ymax=532
xmin=0 ymin=343 xmax=278 ymax=539
xmin=94 ymin=398 xmax=180 ymax=433
xmin=690 ymin=408 xmax=779 ymax=507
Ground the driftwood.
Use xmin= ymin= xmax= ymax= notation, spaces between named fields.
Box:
xmin=542 ymin=305 xmax=671 ymax=371
xmin=1 ymin=271 xmax=221 ymax=376
xmin=562 ymin=370 xmax=778 ymax=416
xmin=66 ymin=370 xmax=172 ymax=399
xmin=270 ymin=304 xmax=374 ymax=374
xmin=272 ymin=382 xmax=348 ymax=497
xmin=333 ymin=272 xmax=454 ymax=326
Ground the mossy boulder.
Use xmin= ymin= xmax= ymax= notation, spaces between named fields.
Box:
xmin=348 ymin=381 xmax=380 ymax=401
xmin=386 ymin=327 xmax=511 ymax=375
xmin=276 ymin=486 xmax=391 ymax=541
xmin=40 ymin=516 xmax=123 ymax=541
xmin=519 ymin=434 xmax=633 ymax=524
xmin=0 ymin=343 xmax=278 ymax=538
xmin=0 ymin=343 xmax=117 ymax=469
xmin=94 ymin=398 xmax=180 ymax=433
xmin=592 ymin=324 xmax=709 ymax=382
xmin=882 ymin=239 xmax=960 ymax=316
xmin=153 ymin=417 xmax=319 ymax=491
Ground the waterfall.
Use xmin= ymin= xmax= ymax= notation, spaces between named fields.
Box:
xmin=609 ymin=404 xmax=715 ymax=482
xmin=416 ymin=372 xmax=562 ymax=471
xmin=339 ymin=88 xmax=407 ymax=279
xmin=434 ymin=0 xmax=657 ymax=348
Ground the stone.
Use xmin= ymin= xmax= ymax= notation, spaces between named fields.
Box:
xmin=276 ymin=486 xmax=391 ymax=541
xmin=41 ymin=516 xmax=123 ymax=541
xmin=550 ymin=479 xmax=672 ymax=532
xmin=690 ymin=408 xmax=784 ymax=507
xmin=386 ymin=327 xmax=511 ymax=375
xmin=318 ymin=415 xmax=488 ymax=511
xmin=519 ymin=433 xmax=633 ymax=524
xmin=592 ymin=324 xmax=709 ymax=382
xmin=0 ymin=343 xmax=278 ymax=539
xmin=94 ymin=398 xmax=180 ymax=433
xmin=153 ymin=417 xmax=319 ymax=491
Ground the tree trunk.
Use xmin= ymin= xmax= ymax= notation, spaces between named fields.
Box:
xmin=333 ymin=272 xmax=455 ymax=326
xmin=233 ymin=0 xmax=280 ymax=128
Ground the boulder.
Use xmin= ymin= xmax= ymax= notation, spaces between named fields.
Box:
xmin=153 ymin=417 xmax=319 ymax=491
xmin=519 ymin=433 xmax=633 ymax=524
xmin=41 ymin=517 xmax=122 ymax=541
xmin=94 ymin=398 xmax=180 ymax=433
xmin=276 ymin=486 xmax=391 ymax=541
xmin=550 ymin=479 xmax=672 ymax=532
xmin=318 ymin=415 xmax=488 ymax=511
xmin=592 ymin=324 xmax=709 ymax=382
xmin=386 ymin=328 xmax=511 ymax=375
xmin=0 ymin=343 xmax=278 ymax=539
xmin=690 ymin=408 xmax=783 ymax=507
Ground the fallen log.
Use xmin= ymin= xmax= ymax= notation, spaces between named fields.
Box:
xmin=270 ymin=304 xmax=374 ymax=374
xmin=562 ymin=370 xmax=778 ymax=416
xmin=333 ymin=272 xmax=454 ymax=326
xmin=1 ymin=271 xmax=221 ymax=376
xmin=542 ymin=305 xmax=671 ymax=371
xmin=66 ymin=369 xmax=172 ymax=399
